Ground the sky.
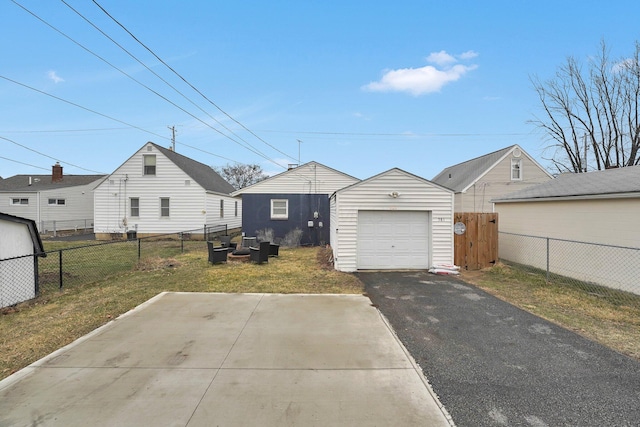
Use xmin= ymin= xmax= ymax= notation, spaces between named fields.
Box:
xmin=2 ymin=0 xmax=640 ymax=181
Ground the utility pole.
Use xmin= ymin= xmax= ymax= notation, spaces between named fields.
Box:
xmin=297 ymin=139 xmax=303 ymax=165
xmin=168 ymin=125 xmax=177 ymax=151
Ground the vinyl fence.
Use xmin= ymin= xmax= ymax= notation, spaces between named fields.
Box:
xmin=499 ymin=232 xmax=640 ymax=300
xmin=0 ymin=225 xmax=229 ymax=308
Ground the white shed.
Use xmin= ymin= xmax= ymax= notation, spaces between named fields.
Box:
xmin=0 ymin=213 xmax=46 ymax=308
xmin=330 ymin=168 xmax=454 ymax=272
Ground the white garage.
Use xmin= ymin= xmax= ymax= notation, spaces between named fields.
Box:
xmin=330 ymin=168 xmax=454 ymax=272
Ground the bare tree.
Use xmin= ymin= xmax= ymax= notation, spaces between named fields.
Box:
xmin=530 ymin=41 xmax=640 ymax=173
xmin=214 ymin=163 xmax=269 ymax=190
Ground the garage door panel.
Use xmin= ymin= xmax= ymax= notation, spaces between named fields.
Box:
xmin=357 ymin=211 xmax=430 ymax=269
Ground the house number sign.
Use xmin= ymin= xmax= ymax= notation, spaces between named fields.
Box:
xmin=454 ymin=222 xmax=466 ymax=235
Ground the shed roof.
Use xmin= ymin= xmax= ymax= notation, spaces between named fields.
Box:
xmin=493 ymin=165 xmax=640 ymax=202
xmin=149 ymin=143 xmax=235 ymax=195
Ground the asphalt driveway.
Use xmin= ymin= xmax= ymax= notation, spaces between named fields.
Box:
xmin=359 ymin=271 xmax=640 ymax=427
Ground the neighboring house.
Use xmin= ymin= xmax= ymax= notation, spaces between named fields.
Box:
xmin=232 ymin=161 xmax=359 ymax=246
xmin=330 ymin=168 xmax=454 ymax=272
xmin=0 ymin=163 xmax=105 ymax=233
xmin=0 ymin=212 xmax=46 ymax=308
xmin=432 ymin=144 xmax=553 ymax=212
xmin=94 ymin=142 xmax=240 ymax=239
xmin=493 ymin=165 xmax=640 ymax=294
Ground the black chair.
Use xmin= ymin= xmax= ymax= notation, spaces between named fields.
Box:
xmin=269 ymin=243 xmax=280 ymax=257
xmin=250 ymin=241 xmax=270 ymax=264
xmin=207 ymin=241 xmax=228 ymax=264
xmin=220 ymin=235 xmax=237 ymax=251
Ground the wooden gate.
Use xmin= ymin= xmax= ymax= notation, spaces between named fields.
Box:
xmin=453 ymin=212 xmax=498 ymax=270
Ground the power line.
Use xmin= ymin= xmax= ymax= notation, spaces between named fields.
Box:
xmin=0 ymin=135 xmax=107 ymax=174
xmin=0 ymin=155 xmax=50 ymax=171
xmin=90 ymin=0 xmax=296 ymax=164
xmin=59 ymin=0 xmax=296 ymax=165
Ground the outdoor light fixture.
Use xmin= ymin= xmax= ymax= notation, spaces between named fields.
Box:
xmin=388 ymin=191 xmax=401 ymax=198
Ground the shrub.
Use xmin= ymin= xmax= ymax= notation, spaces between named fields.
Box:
xmin=282 ymin=227 xmax=304 ymax=247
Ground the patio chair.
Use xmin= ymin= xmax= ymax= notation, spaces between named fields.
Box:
xmin=207 ymin=241 xmax=228 ymax=264
xmin=268 ymin=243 xmax=280 ymax=257
xmin=220 ymin=235 xmax=237 ymax=251
xmin=250 ymin=241 xmax=270 ymax=264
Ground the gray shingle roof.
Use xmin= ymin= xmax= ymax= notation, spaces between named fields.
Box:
xmin=432 ymin=145 xmax=517 ymax=192
xmin=0 ymin=174 xmax=105 ymax=192
xmin=151 ymin=143 xmax=235 ymax=195
xmin=493 ymin=165 xmax=640 ymax=202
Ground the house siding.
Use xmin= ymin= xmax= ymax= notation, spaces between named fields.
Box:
xmin=235 ymin=162 xmax=359 ymax=195
xmin=242 ymin=193 xmax=330 ymax=245
xmin=496 ymin=198 xmax=640 ymax=294
xmin=331 ymin=169 xmax=454 ymax=272
xmin=205 ymin=195 xmax=242 ymax=231
xmin=457 ymin=154 xmax=551 ymax=212
xmin=94 ymin=147 xmax=207 ymax=236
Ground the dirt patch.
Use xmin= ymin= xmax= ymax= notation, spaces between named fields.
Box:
xmin=135 ymin=257 xmax=181 ymax=271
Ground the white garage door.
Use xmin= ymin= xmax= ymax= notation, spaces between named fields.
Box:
xmin=357 ymin=210 xmax=430 ymax=269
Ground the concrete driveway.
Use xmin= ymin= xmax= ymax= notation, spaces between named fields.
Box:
xmin=0 ymin=292 xmax=452 ymax=426
xmin=360 ymin=271 xmax=640 ymax=427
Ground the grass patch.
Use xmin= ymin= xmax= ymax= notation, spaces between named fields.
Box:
xmin=460 ymin=262 xmax=640 ymax=360
xmin=0 ymin=245 xmax=362 ymax=380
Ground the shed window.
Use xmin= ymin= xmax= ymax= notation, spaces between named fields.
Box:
xmin=235 ymin=201 xmax=238 ymax=217
xmin=160 ymin=198 xmax=170 ymax=217
xmin=144 ymin=155 xmax=156 ymax=175
xmin=511 ymin=159 xmax=522 ymax=180
xmin=220 ymin=200 xmax=224 ymax=218
xmin=48 ymin=198 xmax=66 ymax=206
xmin=271 ymin=199 xmax=288 ymax=219
xmin=130 ymin=198 xmax=140 ymax=217
xmin=11 ymin=198 xmax=29 ymax=205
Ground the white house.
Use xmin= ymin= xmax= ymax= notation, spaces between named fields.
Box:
xmin=94 ymin=142 xmax=240 ymax=239
xmin=493 ymin=165 xmax=640 ymax=294
xmin=432 ymin=145 xmax=553 ymax=212
xmin=0 ymin=163 xmax=105 ymax=233
xmin=231 ymin=161 xmax=359 ymax=246
xmin=0 ymin=213 xmax=46 ymax=308
xmin=330 ymin=168 xmax=454 ymax=272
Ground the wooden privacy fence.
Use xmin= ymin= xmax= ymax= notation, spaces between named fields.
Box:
xmin=453 ymin=212 xmax=498 ymax=270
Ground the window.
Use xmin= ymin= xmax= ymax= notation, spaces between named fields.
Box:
xmin=160 ymin=198 xmax=170 ymax=217
xmin=130 ymin=198 xmax=140 ymax=217
xmin=48 ymin=198 xmax=66 ymax=206
xmin=144 ymin=155 xmax=156 ymax=175
xmin=220 ymin=200 xmax=224 ymax=218
xmin=235 ymin=201 xmax=238 ymax=217
xmin=11 ymin=198 xmax=29 ymax=205
xmin=511 ymin=159 xmax=522 ymax=180
xmin=270 ymin=199 xmax=288 ymax=219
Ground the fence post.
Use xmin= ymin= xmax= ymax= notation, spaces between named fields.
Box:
xmin=34 ymin=254 xmax=40 ymax=296
xmin=546 ymin=237 xmax=550 ymax=282
xmin=59 ymin=249 xmax=63 ymax=290
xmin=138 ymin=238 xmax=141 ymax=260
xmin=180 ymin=233 xmax=184 ymax=253
xmin=53 ymin=221 xmax=57 ymax=238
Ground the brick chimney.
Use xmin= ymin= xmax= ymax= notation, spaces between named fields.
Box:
xmin=52 ymin=162 xmax=63 ymax=182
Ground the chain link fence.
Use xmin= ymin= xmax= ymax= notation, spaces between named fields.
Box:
xmin=1 ymin=225 xmax=231 ymax=308
xmin=499 ymin=231 xmax=640 ymax=303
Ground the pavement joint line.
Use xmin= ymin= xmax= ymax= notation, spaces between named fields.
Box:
xmin=0 ymin=291 xmax=170 ymax=392
xmin=185 ymin=293 xmax=265 ymax=426
xmin=374 ymin=305 xmax=457 ymax=426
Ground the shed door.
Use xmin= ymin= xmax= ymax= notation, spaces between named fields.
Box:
xmin=357 ymin=210 xmax=430 ymax=269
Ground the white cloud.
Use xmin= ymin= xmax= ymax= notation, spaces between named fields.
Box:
xmin=362 ymin=50 xmax=478 ymax=96
xmin=47 ymin=70 xmax=64 ymax=84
